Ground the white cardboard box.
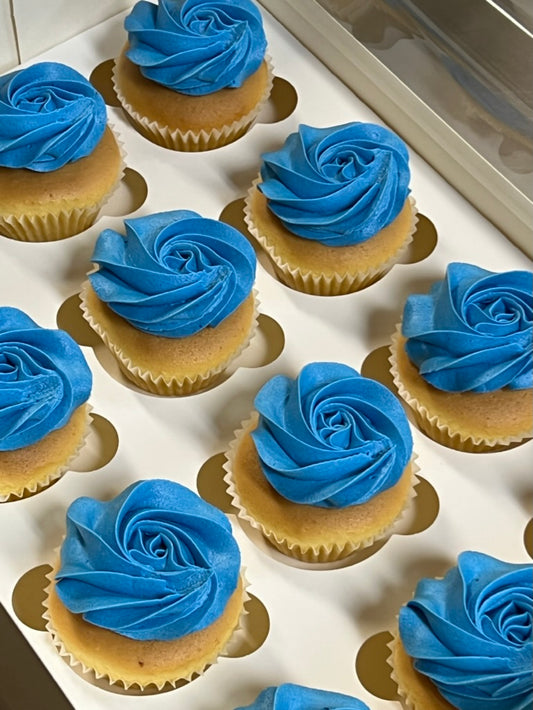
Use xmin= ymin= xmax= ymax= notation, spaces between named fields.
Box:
xmin=0 ymin=6 xmax=531 ymax=710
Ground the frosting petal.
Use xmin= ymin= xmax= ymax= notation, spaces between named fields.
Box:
xmin=251 ymin=362 xmax=413 ymax=508
xmin=0 ymin=62 xmax=107 ymax=172
xmin=0 ymin=307 xmax=92 ymax=451
xmin=399 ymin=551 xmax=533 ymax=710
xmin=235 ymin=683 xmax=370 ymax=709
xmin=55 ymin=479 xmax=241 ymax=641
xmin=402 ymin=262 xmax=533 ymax=392
xmin=89 ymin=210 xmax=256 ymax=337
xmin=125 ymin=0 xmax=267 ymax=95
xmin=258 ymin=122 xmax=410 ymax=246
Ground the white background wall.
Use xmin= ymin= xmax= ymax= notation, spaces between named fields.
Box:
xmin=1 ymin=0 xmax=135 ymax=73
xmin=0 ymin=0 xmax=18 ymax=74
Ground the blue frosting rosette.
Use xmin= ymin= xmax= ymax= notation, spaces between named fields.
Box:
xmin=258 ymin=122 xmax=411 ymax=246
xmin=0 ymin=62 xmax=107 ymax=172
xmin=251 ymin=362 xmax=413 ymax=508
xmin=0 ymin=307 xmax=92 ymax=451
xmin=402 ymin=263 xmax=533 ymax=392
xmin=55 ymin=479 xmax=241 ymax=641
xmin=235 ymin=683 xmax=370 ymax=709
xmin=399 ymin=551 xmax=533 ymax=710
xmin=88 ymin=210 xmax=256 ymax=338
xmin=125 ymin=0 xmax=267 ymax=95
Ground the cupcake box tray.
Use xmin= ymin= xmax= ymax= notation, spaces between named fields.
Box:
xmin=0 ymin=6 xmax=531 ymax=709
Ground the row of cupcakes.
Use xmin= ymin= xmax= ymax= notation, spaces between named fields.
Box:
xmin=0 ymin=0 xmax=415 ymax=304
xmin=38 ymin=475 xmax=533 ymax=706
xmin=1 ymin=250 xmax=531 ymax=503
xmin=0 ymin=59 xmax=416 ymax=298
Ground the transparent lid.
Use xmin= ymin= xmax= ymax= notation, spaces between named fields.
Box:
xmin=316 ymin=0 xmax=533 ymax=200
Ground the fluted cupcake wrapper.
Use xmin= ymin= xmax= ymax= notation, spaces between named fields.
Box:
xmin=387 ymin=631 xmax=416 ymax=710
xmin=223 ymin=413 xmax=419 ymax=563
xmin=112 ymin=56 xmax=274 ymax=152
xmin=386 ymin=629 xmax=453 ymax=710
xmin=0 ymin=208 xmax=101 ymax=242
xmin=43 ymin=561 xmax=250 ymax=691
xmin=387 ymin=632 xmax=411 ymax=710
xmin=0 ymin=125 xmax=126 ymax=242
xmin=244 ymin=178 xmax=418 ymax=296
xmin=79 ymin=280 xmax=260 ymax=396
xmin=389 ymin=326 xmax=533 ymax=452
xmin=0 ymin=404 xmax=93 ymax=503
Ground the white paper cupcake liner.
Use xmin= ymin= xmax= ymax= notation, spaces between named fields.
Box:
xmin=244 ymin=178 xmax=418 ymax=296
xmin=80 ymin=281 xmax=260 ymax=396
xmin=387 ymin=632 xmax=414 ymax=709
xmin=389 ymin=326 xmax=533 ymax=452
xmin=223 ymin=413 xmax=420 ymax=563
xmin=0 ymin=404 xmax=93 ymax=503
xmin=0 ymin=208 xmax=101 ymax=242
xmin=386 ymin=630 xmax=453 ymax=710
xmin=112 ymin=56 xmax=274 ymax=152
xmin=43 ymin=563 xmax=250 ymax=691
xmin=0 ymin=126 xmax=126 ymax=242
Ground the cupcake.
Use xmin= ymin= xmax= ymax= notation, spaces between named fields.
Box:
xmin=0 ymin=307 xmax=92 ymax=501
xmin=80 ymin=209 xmax=258 ymax=395
xmin=390 ymin=551 xmax=533 ymax=710
xmin=44 ymin=479 xmax=245 ymax=688
xmin=244 ymin=121 xmax=417 ymax=295
xmin=113 ymin=0 xmax=273 ymax=151
xmin=224 ymin=362 xmax=416 ymax=562
xmin=389 ymin=262 xmax=533 ymax=452
xmin=235 ymin=683 xmax=370 ymax=709
xmin=0 ymin=62 xmax=123 ymax=241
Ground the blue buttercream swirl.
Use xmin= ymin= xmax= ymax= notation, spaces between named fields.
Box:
xmin=89 ymin=210 xmax=256 ymax=338
xmin=0 ymin=307 xmax=92 ymax=452
xmin=399 ymin=551 xmax=533 ymax=710
xmin=124 ymin=0 xmax=267 ymax=95
xmin=402 ymin=262 xmax=533 ymax=392
xmin=258 ymin=122 xmax=411 ymax=246
xmin=235 ymin=683 xmax=370 ymax=709
xmin=250 ymin=362 xmax=413 ymax=508
xmin=55 ymin=479 xmax=241 ymax=641
xmin=0 ymin=61 xmax=107 ymax=172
